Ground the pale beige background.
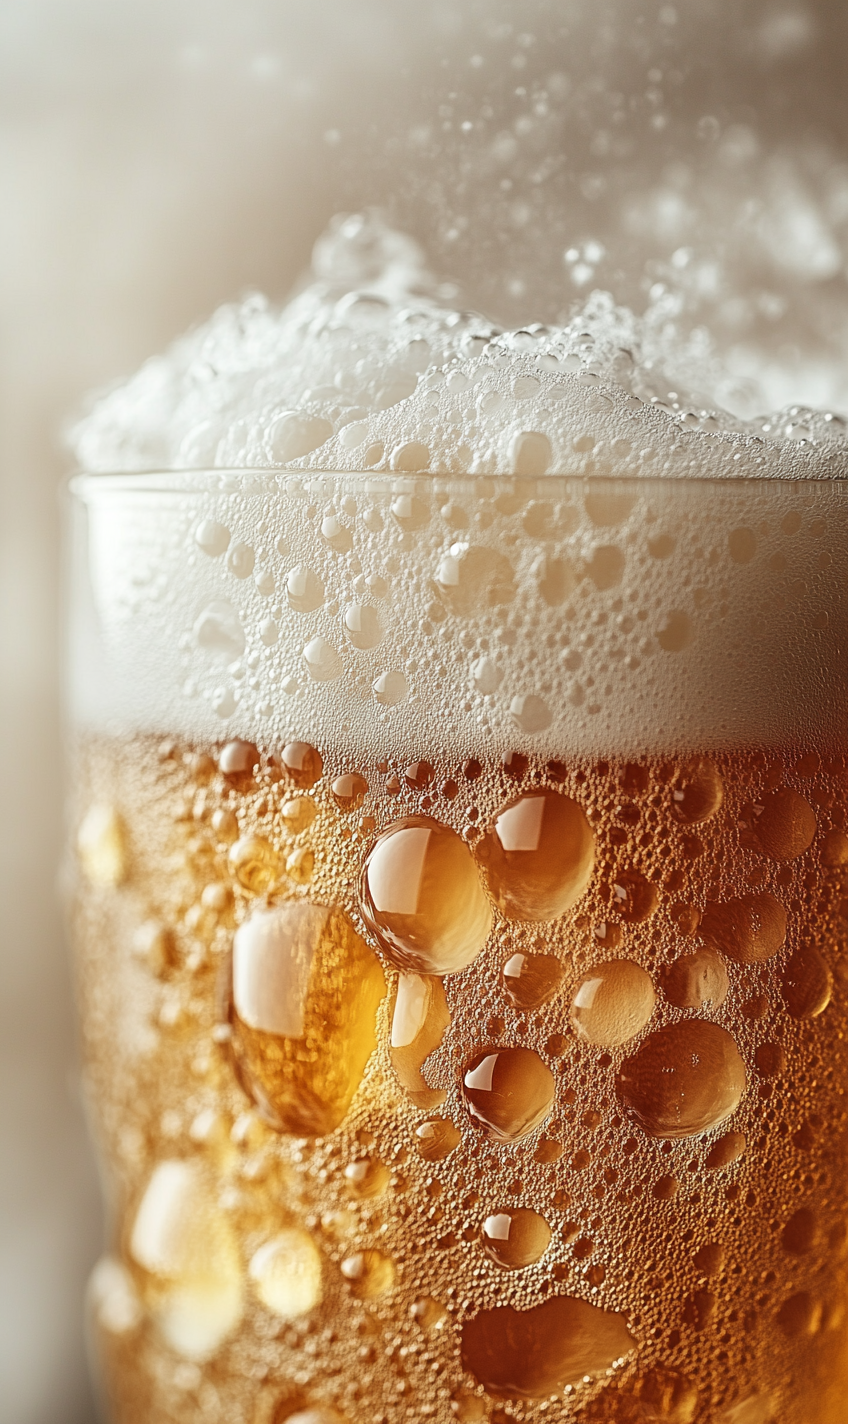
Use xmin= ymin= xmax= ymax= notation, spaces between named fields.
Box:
xmin=3 ymin=3 xmax=848 ymax=1421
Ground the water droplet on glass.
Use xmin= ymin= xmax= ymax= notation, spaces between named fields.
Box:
xmin=478 ymin=790 xmax=594 ymax=921
xmin=472 ymin=656 xmax=503 ymax=694
xmin=303 ymin=637 xmax=342 ymax=682
xmin=343 ymin=604 xmax=381 ymax=649
xmin=502 ymin=951 xmax=565 ymax=1008
xmin=617 ymin=1021 xmax=746 ymax=1138
xmin=227 ymin=542 xmax=255 ymax=579
xmin=232 ymin=900 xmax=385 ymax=1135
xmin=435 ymin=544 xmax=516 ymax=616
xmin=129 ymin=1160 xmax=244 ymax=1360
xmin=699 ymin=893 xmax=786 ymax=964
xmin=275 ymin=741 xmax=323 ymax=788
xmin=670 ymin=760 xmax=724 ymax=824
xmin=390 ymin=974 xmax=451 ymax=1108
xmin=480 ymin=1208 xmax=551 ymax=1269
xmin=248 ymin=1229 xmax=322 ymax=1318
xmin=461 ymin=1295 xmax=635 ymax=1399
xmin=660 ymin=949 xmax=729 ymax=1011
xmin=509 ymin=694 xmax=552 ymax=733
xmin=332 ymin=772 xmax=368 ymax=810
xmin=462 ymin=1046 xmax=555 ymax=1143
xmin=705 ymin=1132 xmax=746 ymax=1170
xmin=415 ymin=1116 xmax=461 ymax=1161
xmin=228 ymin=835 xmax=280 ymax=893
xmin=740 ymin=789 xmax=817 ymax=860
xmin=343 ymin=1157 xmax=390 ymax=1199
xmin=219 ymin=740 xmax=258 ymax=788
xmin=78 ymin=804 xmax=127 ymax=887
xmin=570 ymin=959 xmax=655 ymax=1046
xmin=194 ymin=600 xmax=245 ymax=660
xmin=340 ymin=1250 xmax=395 ymax=1298
xmin=287 ymin=566 xmax=325 ymax=613
xmin=373 ymin=670 xmax=408 ymax=706
xmin=281 ymin=796 xmax=318 ymax=834
xmin=781 ymin=947 xmax=832 ymax=1019
xmin=360 ymin=817 xmax=492 ymax=974
xmin=195 ymin=520 xmax=230 ymax=556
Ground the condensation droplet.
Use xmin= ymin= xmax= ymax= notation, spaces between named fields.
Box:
xmin=481 ymin=1208 xmax=551 ymax=1269
xmin=343 ymin=604 xmax=381 ymax=649
xmin=660 ymin=949 xmax=729 ymax=1011
xmin=232 ymin=901 xmax=385 ymax=1135
xmin=287 ymin=566 xmax=325 ymax=613
xmin=699 ymin=892 xmax=786 ymax=964
xmin=478 ymin=790 xmax=594 ymax=921
xmin=502 ymin=951 xmax=565 ymax=1008
xmin=616 ymin=1022 xmax=746 ymax=1139
xmin=670 ymin=759 xmax=724 ymax=824
xmin=340 ymin=1250 xmax=395 ymax=1298
xmin=360 ymin=817 xmax=492 ymax=974
xmin=248 ymin=1229 xmax=322 ymax=1318
xmin=461 ymin=1295 xmax=635 ymax=1399
xmin=415 ymin=1116 xmax=461 ymax=1161
xmin=195 ymin=520 xmax=230 ymax=556
xmin=570 ymin=959 xmax=655 ymax=1046
xmin=390 ymin=974 xmax=450 ymax=1108
xmin=462 ymin=1046 xmax=554 ymax=1143
xmin=781 ymin=947 xmax=833 ymax=1019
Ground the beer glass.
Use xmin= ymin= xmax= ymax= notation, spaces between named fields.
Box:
xmin=68 ymin=462 xmax=848 ymax=1424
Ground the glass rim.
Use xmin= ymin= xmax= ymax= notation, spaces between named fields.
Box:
xmin=68 ymin=467 xmax=848 ymax=496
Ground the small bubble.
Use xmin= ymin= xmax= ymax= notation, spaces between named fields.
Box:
xmin=373 ymin=670 xmax=408 ymax=705
xmin=343 ymin=1157 xmax=390 ymax=1199
xmin=510 ymin=694 xmax=552 ymax=733
xmin=227 ymin=542 xmax=255 ymax=579
xmin=303 ymin=636 xmax=342 ymax=682
xmin=704 ymin=1132 xmax=746 ymax=1170
xmin=280 ymin=796 xmax=318 ymax=834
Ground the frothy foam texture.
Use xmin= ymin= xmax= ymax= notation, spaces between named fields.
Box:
xmin=69 ymin=215 xmax=848 ymax=756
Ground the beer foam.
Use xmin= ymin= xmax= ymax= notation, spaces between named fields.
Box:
xmin=68 ymin=215 xmax=848 ymax=756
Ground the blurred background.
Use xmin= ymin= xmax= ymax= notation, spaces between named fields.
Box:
xmin=3 ymin=3 xmax=848 ymax=1421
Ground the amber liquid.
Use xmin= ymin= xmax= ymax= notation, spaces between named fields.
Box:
xmin=73 ymin=734 xmax=848 ymax=1424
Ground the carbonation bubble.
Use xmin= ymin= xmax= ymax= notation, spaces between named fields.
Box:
xmin=781 ymin=946 xmax=833 ymax=1019
xmin=671 ymin=759 xmax=724 ymax=824
xmin=129 ymin=1160 xmax=244 ymax=1360
xmin=461 ymin=1295 xmax=635 ymax=1399
xmin=248 ymin=1229 xmax=322 ymax=1318
xmin=480 ymin=1208 xmax=551 ymax=1269
xmin=219 ymin=739 xmax=258 ymax=787
xmin=570 ymin=959 xmax=656 ymax=1047
xmin=462 ymin=1046 xmax=555 ymax=1143
xmin=231 ymin=901 xmax=385 ymax=1135
xmin=434 ymin=544 xmax=517 ymax=616
xmin=501 ymin=951 xmax=565 ymax=1008
xmin=700 ymin=893 xmax=787 ymax=964
xmin=616 ymin=1022 xmax=747 ymax=1139
xmin=277 ymin=741 xmax=323 ymax=787
xmin=390 ymin=974 xmax=450 ymax=1109
xmin=660 ymin=949 xmax=729 ymax=1011
xmin=281 ymin=796 xmax=318 ymax=834
xmin=287 ymin=566 xmax=325 ymax=613
xmin=360 ymin=817 xmax=492 ymax=974
xmin=340 ymin=1250 xmax=395 ymax=1299
xmin=477 ymin=791 xmax=594 ymax=921
xmin=78 ymin=804 xmax=127 ymax=887
xmin=331 ymin=772 xmax=368 ymax=810
xmin=740 ymin=788 xmax=817 ymax=860
xmin=415 ymin=1117 xmax=461 ymax=1161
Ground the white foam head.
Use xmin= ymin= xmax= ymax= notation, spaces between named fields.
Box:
xmin=68 ymin=215 xmax=848 ymax=757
